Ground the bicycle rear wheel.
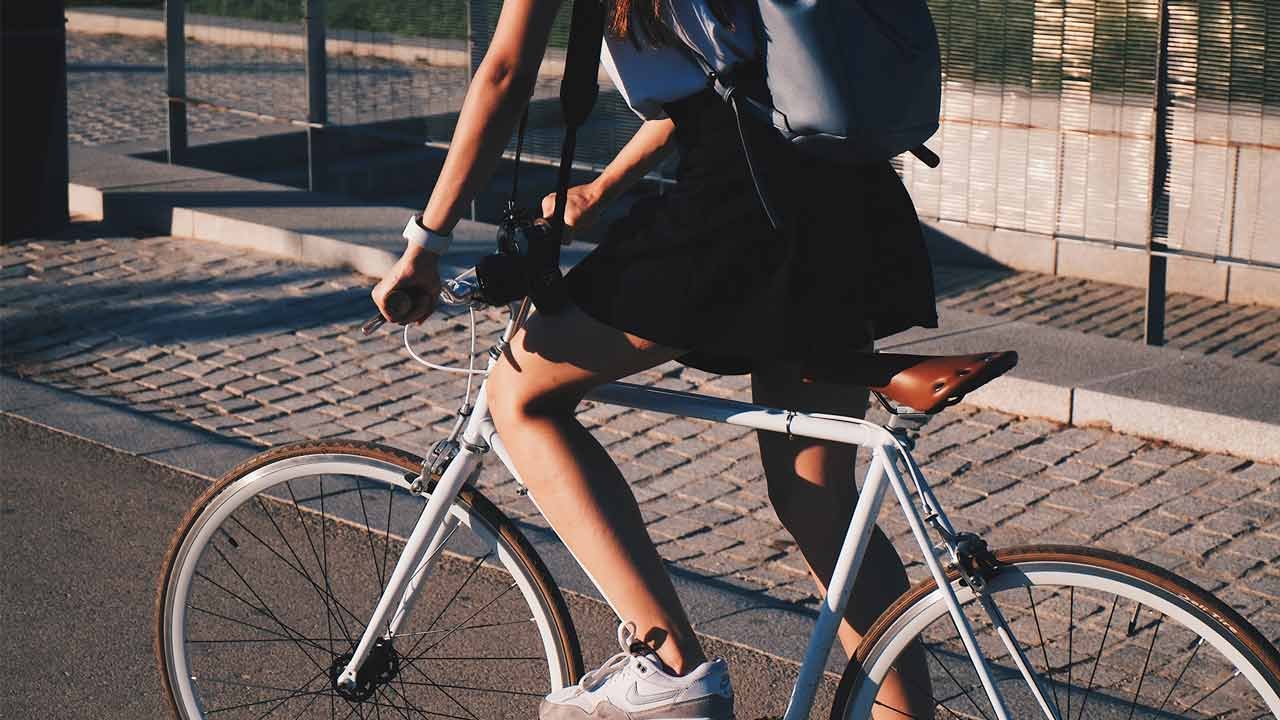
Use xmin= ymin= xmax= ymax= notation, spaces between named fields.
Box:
xmin=832 ymin=545 xmax=1280 ymax=719
xmin=156 ymin=440 xmax=583 ymax=719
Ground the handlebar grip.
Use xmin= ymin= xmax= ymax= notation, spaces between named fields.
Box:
xmin=361 ymin=290 xmax=414 ymax=336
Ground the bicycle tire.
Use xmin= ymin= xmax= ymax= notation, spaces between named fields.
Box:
xmin=830 ymin=545 xmax=1280 ymax=719
xmin=155 ymin=440 xmax=584 ymax=719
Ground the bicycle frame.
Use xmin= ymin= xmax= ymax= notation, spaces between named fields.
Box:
xmin=336 ymin=313 xmax=1065 ymax=720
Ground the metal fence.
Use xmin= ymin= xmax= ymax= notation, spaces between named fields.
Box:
xmin=153 ymin=0 xmax=1277 ymax=342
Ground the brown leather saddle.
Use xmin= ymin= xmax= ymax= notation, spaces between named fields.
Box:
xmin=809 ymin=351 xmax=1019 ymax=414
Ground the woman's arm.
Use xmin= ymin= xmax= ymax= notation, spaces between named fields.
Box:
xmin=590 ymin=118 xmax=678 ymax=207
xmin=542 ymin=118 xmax=678 ymax=229
xmin=372 ymin=0 xmax=562 ymax=322
xmin=420 ymin=0 xmax=564 ymax=234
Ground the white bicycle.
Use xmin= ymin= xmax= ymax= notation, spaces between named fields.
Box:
xmin=157 ymin=272 xmax=1280 ymax=719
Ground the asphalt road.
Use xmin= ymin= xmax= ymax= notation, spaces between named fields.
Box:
xmin=1 ymin=415 xmax=836 ymax=719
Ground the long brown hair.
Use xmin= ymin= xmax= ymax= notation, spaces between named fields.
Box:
xmin=608 ymin=0 xmax=738 ymax=47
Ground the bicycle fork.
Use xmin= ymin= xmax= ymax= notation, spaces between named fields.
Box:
xmin=333 ymin=386 xmax=492 ymax=691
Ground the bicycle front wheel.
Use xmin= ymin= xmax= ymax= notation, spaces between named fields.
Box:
xmin=156 ymin=440 xmax=583 ymax=719
xmin=832 ymin=545 xmax=1280 ymax=719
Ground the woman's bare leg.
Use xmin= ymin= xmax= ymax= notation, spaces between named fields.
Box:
xmin=486 ymin=304 xmax=706 ymax=674
xmin=752 ymin=364 xmax=934 ymax=719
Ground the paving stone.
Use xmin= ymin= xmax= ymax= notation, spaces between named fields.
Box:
xmin=1046 ymin=460 xmax=1101 ymax=483
xmin=675 ymin=477 xmax=737 ymax=503
xmin=1100 ymin=461 xmax=1172 ymax=484
xmin=633 ymin=448 xmax=690 ymax=474
xmin=1006 ymin=506 xmax=1070 ymax=532
xmin=951 ymin=442 xmax=1010 ymax=465
xmin=1193 ymin=454 xmax=1251 ymax=474
xmin=1071 ymin=442 xmax=1139 ymax=469
xmin=955 ymin=472 xmax=1019 ymax=495
xmin=1132 ymin=446 xmax=1196 ymax=467
xmin=1156 ymin=529 xmax=1229 ymax=559
xmin=648 ymin=515 xmax=707 ymax=540
xmin=1238 ymin=463 xmax=1280 ymax=485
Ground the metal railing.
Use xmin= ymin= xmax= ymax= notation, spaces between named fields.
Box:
xmin=152 ymin=0 xmax=1276 ymax=344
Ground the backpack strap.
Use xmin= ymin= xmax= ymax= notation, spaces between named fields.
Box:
xmin=674 ymin=39 xmax=785 ymax=231
xmin=528 ymin=0 xmax=606 ymax=314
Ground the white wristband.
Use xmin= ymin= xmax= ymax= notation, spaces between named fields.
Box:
xmin=403 ymin=214 xmax=451 ymax=255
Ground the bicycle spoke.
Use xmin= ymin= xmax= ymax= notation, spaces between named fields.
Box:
xmin=411 ymin=583 xmax=522 ymax=659
xmin=249 ymin=668 xmax=332 ymax=720
xmin=203 ymin=547 xmax=330 ymax=676
xmin=395 ymin=678 xmax=547 ymax=698
xmin=205 ymin=688 xmax=330 ymax=715
xmin=237 ymin=504 xmax=369 ymax=642
xmin=920 ymin=640 xmax=992 ymax=720
xmin=188 ymin=636 xmax=350 ymax=645
xmin=1156 ymin=638 xmax=1203 ymax=713
xmin=400 ymin=551 xmax=493 ymax=660
xmin=1182 ymin=670 xmax=1240 ymax=715
xmin=1025 ymin=586 xmax=1062 ymax=716
xmin=193 ymin=566 xmax=330 ymax=673
xmin=373 ymin=685 xmax=415 ymax=720
xmin=397 ymin=654 xmax=482 ymax=720
xmin=187 ymin=603 xmax=333 ymax=655
xmin=1124 ymin=609 xmax=1161 ymax=720
xmin=284 ymin=685 xmax=325 ymax=720
xmin=399 ymin=617 xmax=540 ymax=638
xmin=1073 ymin=594 xmax=1119 ymax=720
xmin=423 ymin=551 xmax=491 ymax=635
xmin=285 ymin=479 xmax=356 ymax=647
xmin=1067 ymin=586 xmax=1075 ymax=720
xmin=382 ymin=488 xmax=394 ymax=617
xmin=355 ymin=480 xmax=388 ymax=603
xmin=385 ymin=681 xmax=478 ymax=720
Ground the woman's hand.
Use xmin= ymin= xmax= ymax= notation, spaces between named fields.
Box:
xmin=542 ymin=183 xmax=605 ymax=239
xmin=371 ymin=246 xmax=444 ymax=325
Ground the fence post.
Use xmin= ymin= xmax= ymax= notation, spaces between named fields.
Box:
xmin=165 ymin=0 xmax=187 ymax=163
xmin=466 ymin=0 xmax=487 ymax=219
xmin=305 ymin=0 xmax=328 ymax=191
xmin=1144 ymin=0 xmax=1171 ymax=346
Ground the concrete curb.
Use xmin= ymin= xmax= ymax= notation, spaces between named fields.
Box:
xmin=67 ymin=146 xmax=1280 ymax=463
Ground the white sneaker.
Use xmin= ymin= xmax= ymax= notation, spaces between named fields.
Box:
xmin=540 ymin=622 xmax=735 ymax=720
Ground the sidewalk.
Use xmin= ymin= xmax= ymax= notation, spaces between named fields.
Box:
xmin=3 ymin=229 xmax=1278 ymax=665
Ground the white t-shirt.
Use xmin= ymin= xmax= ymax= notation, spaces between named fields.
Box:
xmin=600 ymin=0 xmax=758 ymax=120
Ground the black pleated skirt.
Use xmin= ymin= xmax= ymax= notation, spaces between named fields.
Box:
xmin=564 ymin=87 xmax=939 ymax=378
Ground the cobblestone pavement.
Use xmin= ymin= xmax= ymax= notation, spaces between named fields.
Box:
xmin=67 ymin=32 xmax=557 ymax=146
xmin=3 ymin=233 xmax=1277 ymax=652
xmin=936 ymin=266 xmax=1280 ymax=366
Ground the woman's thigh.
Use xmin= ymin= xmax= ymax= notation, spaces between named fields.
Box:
xmin=750 ymin=362 xmax=871 ymax=507
xmin=486 ymin=303 xmax=687 ymax=416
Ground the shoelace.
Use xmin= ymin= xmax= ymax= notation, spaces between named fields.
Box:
xmin=578 ymin=622 xmax=645 ymax=691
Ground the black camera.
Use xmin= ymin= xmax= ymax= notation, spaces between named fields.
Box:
xmin=474 ymin=206 xmax=554 ymax=306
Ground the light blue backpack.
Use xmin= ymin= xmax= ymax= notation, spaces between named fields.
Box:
xmin=684 ymin=0 xmax=943 ymax=167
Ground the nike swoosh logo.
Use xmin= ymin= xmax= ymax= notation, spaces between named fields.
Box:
xmin=624 ymin=682 xmax=682 ymax=706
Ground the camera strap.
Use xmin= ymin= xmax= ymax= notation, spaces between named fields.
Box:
xmin=526 ymin=0 xmax=606 ymax=314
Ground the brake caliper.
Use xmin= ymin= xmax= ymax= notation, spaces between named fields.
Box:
xmin=953 ymin=533 xmax=1000 ymax=593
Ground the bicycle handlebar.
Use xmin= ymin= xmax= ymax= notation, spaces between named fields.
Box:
xmin=360 ymin=276 xmax=481 ymax=336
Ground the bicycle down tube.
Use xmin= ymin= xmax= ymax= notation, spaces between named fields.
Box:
xmin=335 ymin=341 xmax=1046 ymax=719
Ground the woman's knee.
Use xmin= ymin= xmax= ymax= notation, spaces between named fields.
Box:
xmin=486 ymin=354 xmax=582 ymax=432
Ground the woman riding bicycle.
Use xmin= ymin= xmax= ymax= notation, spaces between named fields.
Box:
xmin=371 ymin=0 xmax=939 ymax=715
